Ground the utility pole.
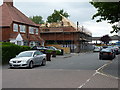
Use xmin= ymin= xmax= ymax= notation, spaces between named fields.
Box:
xmin=118 ymin=1 xmax=120 ymax=42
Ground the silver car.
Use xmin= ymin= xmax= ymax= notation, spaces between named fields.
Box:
xmin=9 ymin=50 xmax=46 ymax=69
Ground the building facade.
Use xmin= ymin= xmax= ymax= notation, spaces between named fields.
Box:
xmin=0 ymin=0 xmax=44 ymax=47
xmin=40 ymin=16 xmax=92 ymax=53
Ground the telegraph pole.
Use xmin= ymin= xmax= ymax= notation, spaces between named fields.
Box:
xmin=118 ymin=1 xmax=120 ymax=42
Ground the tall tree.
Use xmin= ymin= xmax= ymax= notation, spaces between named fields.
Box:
xmin=100 ymin=35 xmax=112 ymax=45
xmin=29 ymin=16 xmax=44 ymax=24
xmin=90 ymin=2 xmax=120 ymax=33
xmin=47 ymin=9 xmax=70 ymax=23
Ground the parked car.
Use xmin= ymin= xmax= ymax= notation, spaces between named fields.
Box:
xmin=93 ymin=46 xmax=101 ymax=52
xmin=45 ymin=46 xmax=61 ymax=52
xmin=113 ymin=46 xmax=120 ymax=55
xmin=102 ymin=46 xmax=108 ymax=49
xmin=9 ymin=50 xmax=46 ymax=69
xmin=99 ymin=48 xmax=116 ymax=60
xmin=36 ymin=46 xmax=48 ymax=54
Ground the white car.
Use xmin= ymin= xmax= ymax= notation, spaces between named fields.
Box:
xmin=9 ymin=50 xmax=46 ymax=69
xmin=93 ymin=46 xmax=101 ymax=52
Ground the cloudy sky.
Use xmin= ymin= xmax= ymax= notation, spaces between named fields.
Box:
xmin=0 ymin=0 xmax=118 ymax=37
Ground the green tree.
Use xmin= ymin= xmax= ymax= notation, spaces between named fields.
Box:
xmin=100 ymin=35 xmax=112 ymax=45
xmin=29 ymin=16 xmax=44 ymax=24
xmin=47 ymin=9 xmax=70 ymax=23
xmin=90 ymin=2 xmax=120 ymax=33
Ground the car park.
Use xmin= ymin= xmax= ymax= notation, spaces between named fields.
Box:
xmin=9 ymin=50 xmax=46 ymax=69
xmin=99 ymin=48 xmax=116 ymax=60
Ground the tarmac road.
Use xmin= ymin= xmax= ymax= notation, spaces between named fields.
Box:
xmin=2 ymin=52 xmax=119 ymax=89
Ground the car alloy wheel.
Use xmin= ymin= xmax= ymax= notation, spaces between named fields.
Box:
xmin=29 ymin=61 xmax=33 ymax=69
xmin=41 ymin=59 xmax=46 ymax=66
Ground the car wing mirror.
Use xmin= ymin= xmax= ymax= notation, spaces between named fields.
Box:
xmin=34 ymin=55 xmax=37 ymax=57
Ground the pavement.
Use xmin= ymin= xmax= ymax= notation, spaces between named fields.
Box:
xmin=99 ymin=54 xmax=119 ymax=79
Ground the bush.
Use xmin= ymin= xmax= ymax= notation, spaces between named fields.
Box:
xmin=46 ymin=49 xmax=62 ymax=55
xmin=1 ymin=42 xmax=31 ymax=65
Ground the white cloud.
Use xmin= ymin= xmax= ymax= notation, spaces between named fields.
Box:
xmin=0 ymin=1 xmax=118 ymax=37
xmin=82 ymin=21 xmax=117 ymax=37
xmin=13 ymin=0 xmax=90 ymax=2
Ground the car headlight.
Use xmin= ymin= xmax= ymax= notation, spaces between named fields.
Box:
xmin=21 ymin=60 xmax=27 ymax=63
xmin=9 ymin=60 xmax=13 ymax=63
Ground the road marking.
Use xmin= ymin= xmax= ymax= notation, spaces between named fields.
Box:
xmin=78 ymin=71 xmax=97 ymax=88
xmin=96 ymin=71 xmax=119 ymax=80
xmin=78 ymin=61 xmax=115 ymax=88
xmin=96 ymin=61 xmax=112 ymax=72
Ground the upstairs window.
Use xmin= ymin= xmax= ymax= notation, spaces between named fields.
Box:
xmin=35 ymin=28 xmax=39 ymax=35
xmin=19 ymin=25 xmax=26 ymax=33
xmin=13 ymin=23 xmax=18 ymax=32
xmin=29 ymin=27 xmax=34 ymax=34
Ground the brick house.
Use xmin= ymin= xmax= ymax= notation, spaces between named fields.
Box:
xmin=0 ymin=0 xmax=44 ymax=47
xmin=40 ymin=16 xmax=92 ymax=53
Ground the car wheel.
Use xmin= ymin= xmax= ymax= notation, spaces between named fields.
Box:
xmin=10 ymin=67 xmax=14 ymax=69
xmin=29 ymin=61 xmax=33 ymax=69
xmin=41 ymin=59 xmax=46 ymax=66
xmin=99 ymin=56 xmax=102 ymax=60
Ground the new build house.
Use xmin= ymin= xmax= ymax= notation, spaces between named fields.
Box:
xmin=40 ymin=16 xmax=92 ymax=53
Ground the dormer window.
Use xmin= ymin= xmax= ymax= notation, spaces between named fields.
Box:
xmin=13 ymin=23 xmax=18 ymax=32
xmin=29 ymin=26 xmax=34 ymax=34
xmin=19 ymin=25 xmax=26 ymax=33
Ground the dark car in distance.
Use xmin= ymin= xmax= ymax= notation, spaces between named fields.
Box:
xmin=99 ymin=48 xmax=116 ymax=60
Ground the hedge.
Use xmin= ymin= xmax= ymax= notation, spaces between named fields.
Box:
xmin=1 ymin=42 xmax=31 ymax=65
xmin=46 ymin=49 xmax=62 ymax=55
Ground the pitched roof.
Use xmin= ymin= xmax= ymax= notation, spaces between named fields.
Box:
xmin=0 ymin=1 xmax=37 ymax=27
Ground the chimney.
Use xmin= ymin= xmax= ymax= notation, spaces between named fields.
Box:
xmin=3 ymin=0 xmax=13 ymax=6
xmin=77 ymin=21 xmax=79 ymax=31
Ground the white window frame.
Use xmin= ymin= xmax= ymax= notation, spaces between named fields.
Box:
xmin=17 ymin=41 xmax=22 ymax=46
xmin=13 ymin=23 xmax=18 ymax=32
xmin=35 ymin=28 xmax=39 ymax=35
xmin=19 ymin=25 xmax=26 ymax=33
xmin=29 ymin=27 xmax=34 ymax=34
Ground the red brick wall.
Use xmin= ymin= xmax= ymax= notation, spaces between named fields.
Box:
xmin=40 ymin=32 xmax=79 ymax=41
xmin=1 ymin=27 xmax=11 ymax=41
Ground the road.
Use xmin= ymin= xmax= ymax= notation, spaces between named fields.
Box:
xmin=2 ymin=52 xmax=119 ymax=89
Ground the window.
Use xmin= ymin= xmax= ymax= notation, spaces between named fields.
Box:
xmin=44 ymin=29 xmax=49 ymax=32
xmin=35 ymin=28 xmax=39 ymax=35
xmin=29 ymin=27 xmax=34 ymax=34
xmin=17 ymin=41 xmax=21 ymax=46
xmin=19 ymin=25 xmax=26 ymax=33
xmin=34 ymin=51 xmax=42 ymax=56
xmin=13 ymin=23 xmax=18 ymax=32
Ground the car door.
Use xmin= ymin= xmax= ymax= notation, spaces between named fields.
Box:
xmin=35 ymin=51 xmax=43 ymax=65
xmin=33 ymin=52 xmax=39 ymax=65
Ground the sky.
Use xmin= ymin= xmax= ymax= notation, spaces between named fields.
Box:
xmin=0 ymin=0 xmax=118 ymax=37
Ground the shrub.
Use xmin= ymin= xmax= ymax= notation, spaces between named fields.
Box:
xmin=1 ymin=42 xmax=31 ymax=65
xmin=46 ymin=49 xmax=61 ymax=55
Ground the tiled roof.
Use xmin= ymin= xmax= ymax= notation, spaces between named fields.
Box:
xmin=40 ymin=26 xmax=77 ymax=33
xmin=0 ymin=2 xmax=37 ymax=27
xmin=9 ymin=33 xmax=44 ymax=42
xmin=21 ymin=34 xmax=28 ymax=41
xmin=10 ymin=33 xmax=18 ymax=39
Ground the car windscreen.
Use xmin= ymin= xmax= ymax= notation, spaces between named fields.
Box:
xmin=101 ymin=49 xmax=112 ymax=52
xmin=17 ymin=52 xmax=33 ymax=57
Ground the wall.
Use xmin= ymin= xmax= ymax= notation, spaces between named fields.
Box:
xmin=1 ymin=27 xmax=11 ymax=41
xmin=46 ymin=44 xmax=70 ymax=54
